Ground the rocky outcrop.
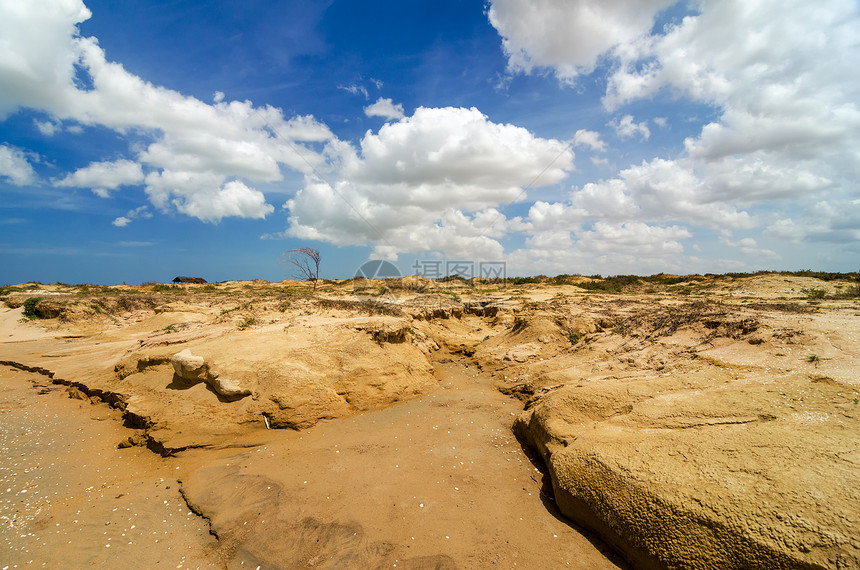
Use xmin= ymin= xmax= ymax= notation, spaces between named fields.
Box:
xmin=171 ymin=349 xmax=251 ymax=400
xmin=514 ymin=374 xmax=860 ymax=569
xmin=171 ymin=349 xmax=208 ymax=381
xmin=463 ymin=300 xmax=500 ymax=317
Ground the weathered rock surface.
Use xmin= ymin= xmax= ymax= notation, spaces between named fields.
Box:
xmin=171 ymin=349 xmax=251 ymax=400
xmin=207 ymin=371 xmax=252 ymax=399
xmin=171 ymin=349 xmax=208 ymax=381
xmin=515 ymin=373 xmax=860 ymax=569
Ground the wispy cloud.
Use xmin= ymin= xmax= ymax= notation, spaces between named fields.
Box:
xmin=0 ymin=144 xmax=38 ymax=186
xmin=337 ymin=83 xmax=369 ymax=99
xmin=112 ymin=205 xmax=153 ymax=227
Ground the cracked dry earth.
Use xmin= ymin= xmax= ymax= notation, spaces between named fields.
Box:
xmin=0 ymin=350 xmax=620 ymax=570
xmin=1 ymin=274 xmax=859 ymax=569
xmin=0 ymin=366 xmax=220 ymax=568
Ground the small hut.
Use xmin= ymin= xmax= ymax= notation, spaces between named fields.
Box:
xmin=172 ymin=276 xmax=207 ymax=284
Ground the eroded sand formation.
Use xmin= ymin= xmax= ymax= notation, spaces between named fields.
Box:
xmin=1 ymin=274 xmax=858 ymax=568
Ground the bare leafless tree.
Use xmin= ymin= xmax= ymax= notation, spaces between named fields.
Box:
xmin=281 ymin=248 xmax=321 ymax=291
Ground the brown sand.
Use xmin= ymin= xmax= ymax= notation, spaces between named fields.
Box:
xmin=0 ymin=351 xmax=623 ymax=569
xmin=177 ymin=351 xmax=623 ymax=568
xmin=0 ymin=366 xmax=220 ymax=568
xmin=1 ymin=275 xmax=857 ymax=568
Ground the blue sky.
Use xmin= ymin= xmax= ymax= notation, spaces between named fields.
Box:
xmin=1 ymin=0 xmax=858 ymax=285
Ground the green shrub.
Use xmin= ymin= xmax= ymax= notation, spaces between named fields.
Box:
xmin=152 ymin=283 xmax=184 ymax=292
xmin=574 ymin=275 xmax=640 ymax=293
xmin=22 ymin=297 xmax=43 ymax=319
xmin=508 ymin=276 xmax=544 ymax=285
xmin=831 ymin=284 xmax=860 ymax=299
xmin=802 ymin=288 xmax=827 ymax=299
xmin=442 ymin=290 xmax=462 ymax=303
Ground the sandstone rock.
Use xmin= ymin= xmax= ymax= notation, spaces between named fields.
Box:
xmin=171 ymin=349 xmax=207 ymax=381
xmin=502 ymin=343 xmax=541 ymax=362
xmin=515 ymin=374 xmax=860 ymax=569
xmin=267 ymin=386 xmax=351 ymax=429
xmin=34 ymin=299 xmax=65 ymax=319
xmin=568 ymin=316 xmax=597 ymax=335
xmin=207 ymin=371 xmax=251 ymax=400
xmin=171 ymin=349 xmax=251 ymax=400
xmin=117 ymin=433 xmax=147 ymax=449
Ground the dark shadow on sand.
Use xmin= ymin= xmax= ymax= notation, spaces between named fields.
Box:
xmin=514 ymin=429 xmax=632 ymax=570
xmin=165 ymin=373 xmax=244 ymax=403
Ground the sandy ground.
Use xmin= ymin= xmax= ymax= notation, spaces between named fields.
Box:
xmin=0 ymin=352 xmax=622 ymax=570
xmin=177 ymin=351 xmax=623 ymax=569
xmin=0 ymin=366 xmax=220 ymax=569
xmin=1 ymin=274 xmax=857 ymax=568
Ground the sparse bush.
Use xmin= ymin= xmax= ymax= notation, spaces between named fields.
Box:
xmin=437 ymin=274 xmax=473 ymax=285
xmin=642 ymin=274 xmax=702 ymax=285
xmin=152 ymin=283 xmax=185 ymax=292
xmin=546 ymin=274 xmax=577 ymax=286
xmin=802 ymin=288 xmax=827 ymax=299
xmin=442 ymin=291 xmax=462 ymax=303
xmin=0 ymin=286 xmax=23 ymax=297
xmin=238 ymin=317 xmax=256 ymax=330
xmin=746 ymin=302 xmax=817 ymax=314
xmin=831 ymin=284 xmax=860 ymax=299
xmin=574 ymin=275 xmax=640 ymax=293
xmin=316 ymin=298 xmax=403 ymax=316
xmin=22 ymin=297 xmax=42 ymax=319
xmin=508 ymin=276 xmax=543 ymax=285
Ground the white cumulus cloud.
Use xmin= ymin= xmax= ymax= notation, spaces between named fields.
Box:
xmin=54 ymin=158 xmax=144 ymax=197
xmin=572 ymin=129 xmax=606 ymax=152
xmin=510 ymin=220 xmax=693 ymax=275
xmin=111 ymin=205 xmax=152 ymax=227
xmin=364 ymin=97 xmax=405 ymax=121
xmin=34 ymin=119 xmax=59 ymax=136
xmin=0 ymin=0 xmax=333 ymax=223
xmin=608 ymin=114 xmax=650 ymax=141
xmin=488 ymin=0 xmax=860 ymax=270
xmin=285 ymin=106 xmax=574 ymax=259
xmin=487 ymin=0 xmax=675 ymax=82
